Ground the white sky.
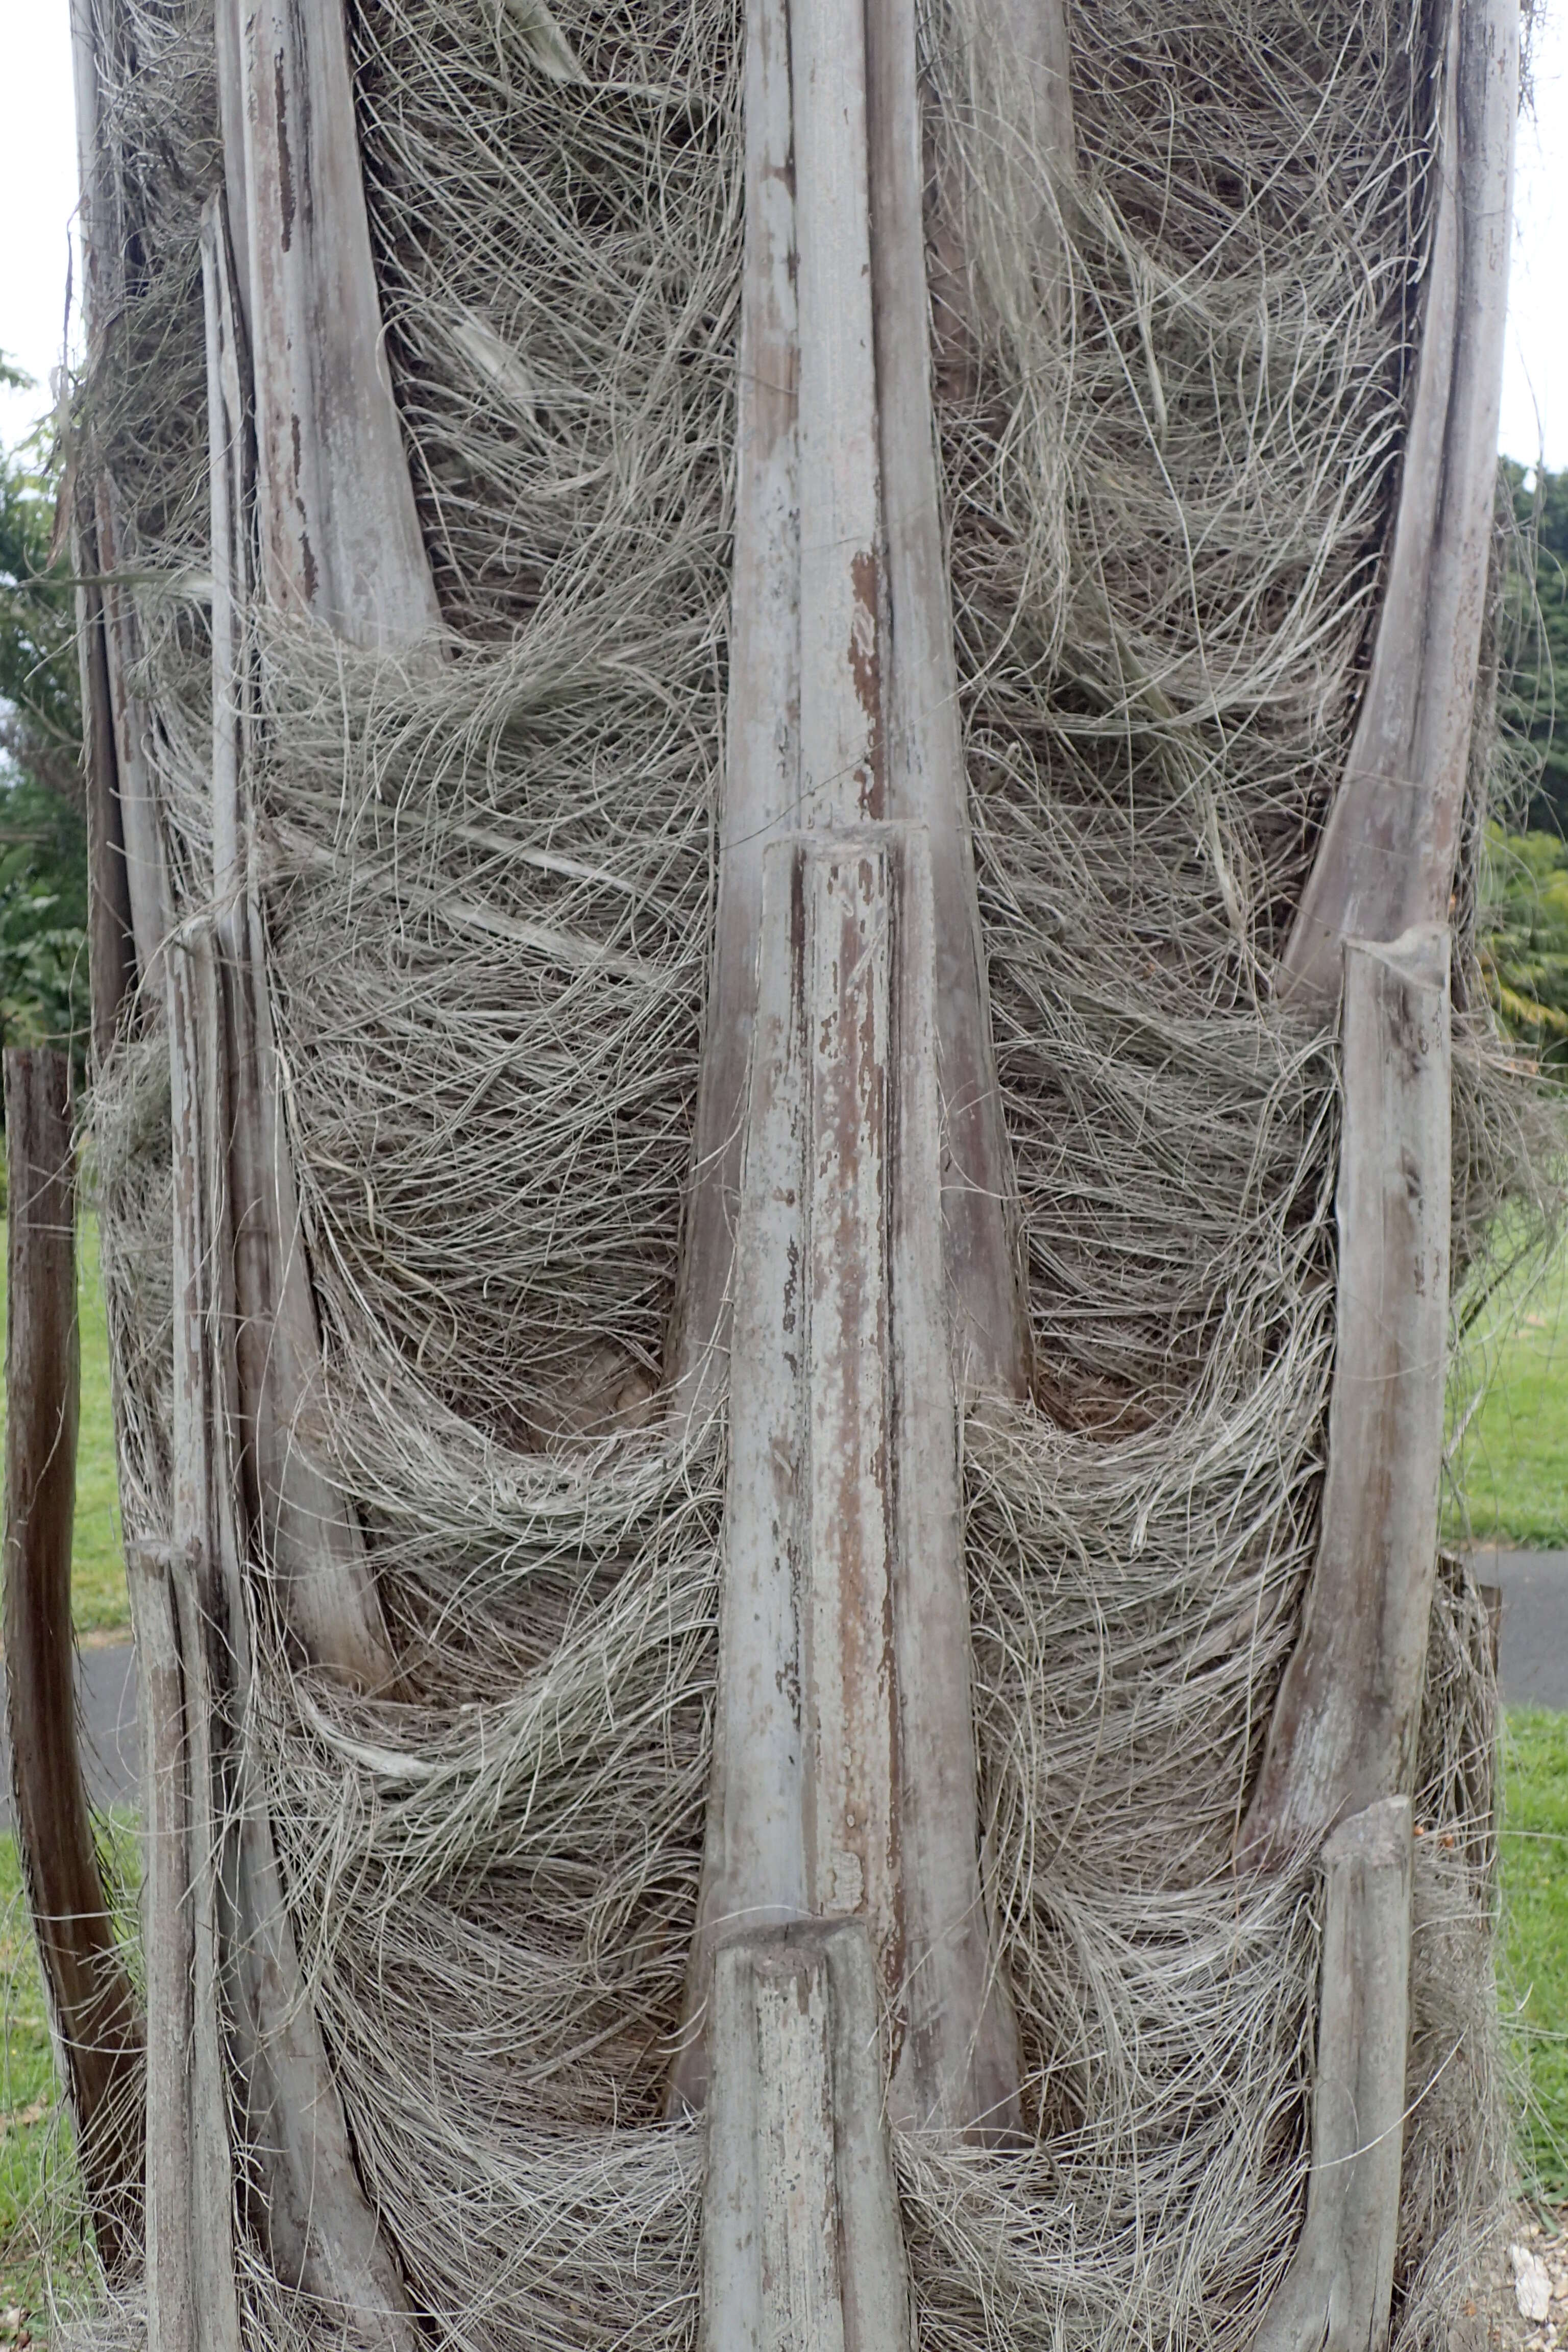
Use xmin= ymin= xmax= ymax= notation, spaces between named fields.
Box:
xmin=0 ymin=0 xmax=1564 ymax=464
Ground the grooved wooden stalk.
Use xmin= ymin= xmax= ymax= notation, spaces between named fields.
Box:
xmin=1282 ymin=0 xmax=1515 ymax=998
xmin=201 ymin=195 xmax=399 ymax=1695
xmin=2 ymin=1050 xmax=143 ymax=2282
xmin=701 ymin=1921 xmax=912 ymax=2352
xmin=672 ymin=0 xmax=1027 ymax=1410
xmin=680 ymin=829 xmax=1019 ymax=2136
xmin=866 ymin=0 xmax=1027 ymax=1396
xmin=1241 ymin=929 xmax=1451 ymax=1867
xmin=669 ymin=0 xmax=798 ymax=1416
xmin=197 ymin=197 xmax=420 ymax=2334
xmin=73 ymin=498 xmax=136 ymax=1060
xmin=215 ymin=0 xmax=442 ymax=647
xmin=162 ymin=948 xmax=244 ymax=2352
xmin=69 ymin=0 xmax=156 ymax=1046
xmin=1251 ymin=1800 xmax=1413 ymax=2352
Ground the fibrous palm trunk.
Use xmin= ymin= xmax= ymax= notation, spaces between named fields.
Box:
xmin=28 ymin=0 xmax=1520 ymax=2344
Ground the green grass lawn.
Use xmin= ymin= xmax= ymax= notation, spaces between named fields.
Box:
xmin=0 ymin=1834 xmax=77 ymax=2324
xmin=1450 ymin=1231 xmax=1568 ymax=1550
xmin=1502 ymin=1706 xmax=1568 ymax=2198
xmin=0 ymin=1217 xmax=128 ymax=1641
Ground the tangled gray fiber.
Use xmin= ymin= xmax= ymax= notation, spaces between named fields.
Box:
xmin=58 ymin=0 xmax=1555 ymax=2343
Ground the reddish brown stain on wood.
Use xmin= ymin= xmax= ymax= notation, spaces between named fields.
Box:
xmin=274 ymin=50 xmax=295 ymax=250
xmin=849 ymin=548 xmax=885 ymax=817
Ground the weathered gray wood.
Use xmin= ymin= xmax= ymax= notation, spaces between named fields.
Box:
xmin=669 ymin=0 xmax=798 ymax=1419
xmin=68 ymin=3 xmax=141 ymax=1055
xmin=202 ymin=197 xmax=399 ymax=1695
xmin=1252 ymin=1799 xmax=1413 ymax=2352
xmin=169 ymin=921 xmax=419 ymax=2341
xmin=672 ymin=0 xmax=1030 ymax=1412
xmin=125 ymin=1535 xmax=201 ymax=2352
xmin=1282 ymin=0 xmax=1516 ymax=1000
xmin=679 ymin=828 xmax=1018 ymax=2133
xmin=91 ymin=474 xmax=173 ymax=995
xmin=793 ymin=0 xmax=885 ymax=825
xmin=164 ymin=948 xmax=244 ymax=2352
xmin=74 ymin=513 xmax=137 ymax=1060
xmin=880 ymin=835 xmax=1021 ymax=2136
xmin=214 ymin=0 xmax=441 ymax=646
xmin=701 ymin=1920 xmax=911 ymax=2352
xmin=801 ymin=845 xmax=898 ymax=1935
xmin=866 ymin=0 xmax=1029 ymax=1398
xmin=1241 ymin=930 xmax=1450 ymax=1868
xmin=2 ymin=1050 xmax=143 ymax=2279
xmin=195 ymin=201 xmax=419 ymax=2332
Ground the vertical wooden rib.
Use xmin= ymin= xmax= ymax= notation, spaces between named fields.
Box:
xmin=215 ymin=0 xmax=440 ymax=646
xmin=674 ymin=0 xmax=1028 ymax=1407
xmin=884 ymin=838 xmax=1020 ymax=2133
xmin=201 ymin=193 xmax=420 ymax=2340
xmin=1251 ymin=1800 xmax=1413 ymax=2352
xmin=74 ymin=509 xmax=137 ymax=1060
xmin=802 ymin=847 xmax=899 ymax=1942
xmin=164 ymin=950 xmax=244 ymax=2352
xmin=202 ymin=198 xmax=398 ymax=1693
xmin=2 ymin=1050 xmax=143 ymax=2281
xmin=91 ymin=475 xmax=173 ymax=992
xmin=680 ymin=829 xmax=1018 ymax=2132
xmin=866 ymin=0 xmax=1027 ymax=1396
xmin=791 ymin=0 xmax=885 ymax=824
xmin=670 ymin=0 xmax=799 ymax=1416
xmin=1282 ymin=0 xmax=1516 ymax=999
xmin=701 ymin=1921 xmax=912 ymax=2352
xmin=69 ymin=0 xmax=154 ymax=1044
xmin=1241 ymin=929 xmax=1451 ymax=1866
xmin=126 ymin=1536 xmax=200 ymax=2352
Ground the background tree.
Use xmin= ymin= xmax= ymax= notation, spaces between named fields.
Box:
xmin=0 ymin=359 xmax=87 ymax=1068
xmin=1483 ymin=463 xmax=1568 ymax=1067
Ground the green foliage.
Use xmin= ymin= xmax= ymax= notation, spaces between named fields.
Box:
xmin=1501 ymin=1707 xmax=1568 ymax=2197
xmin=1478 ymin=822 xmax=1568 ymax=1068
xmin=0 ymin=1814 xmax=141 ymax=2326
xmin=0 ymin=361 xmax=88 ymax=1062
xmin=0 ymin=1829 xmax=68 ymax=2321
xmin=1502 ymin=458 xmax=1568 ymax=837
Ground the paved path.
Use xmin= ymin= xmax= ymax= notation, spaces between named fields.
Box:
xmin=0 ymin=1641 xmax=139 ymax=1827
xmin=1 ymin=1550 xmax=1565 ymax=1830
xmin=1473 ymin=1549 xmax=1568 ymax=1712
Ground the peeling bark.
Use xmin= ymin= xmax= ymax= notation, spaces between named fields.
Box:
xmin=701 ymin=1921 xmax=912 ymax=2352
xmin=678 ymin=829 xmax=1019 ymax=2135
